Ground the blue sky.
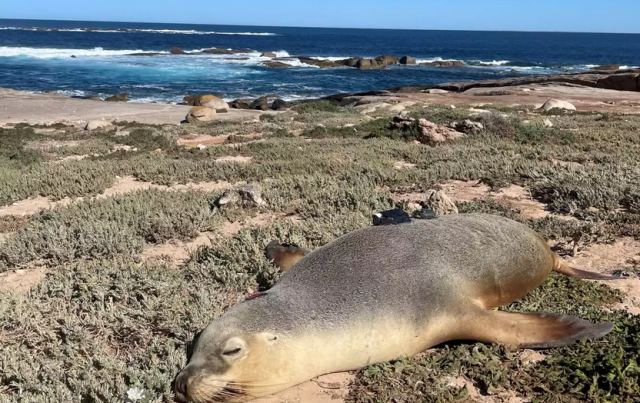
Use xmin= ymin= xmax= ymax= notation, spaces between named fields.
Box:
xmin=0 ymin=0 xmax=636 ymax=33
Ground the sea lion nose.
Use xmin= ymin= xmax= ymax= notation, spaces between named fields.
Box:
xmin=173 ymin=368 xmax=192 ymax=402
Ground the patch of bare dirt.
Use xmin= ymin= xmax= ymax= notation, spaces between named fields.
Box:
xmin=566 ymin=238 xmax=640 ymax=315
xmin=0 ymin=176 xmax=233 ymax=217
xmin=518 ymin=350 xmax=546 ymax=366
xmin=177 ymin=134 xmax=229 ymax=149
xmin=141 ymin=232 xmax=214 ymax=267
xmin=0 ymin=266 xmax=48 ymax=294
xmin=253 ymin=372 xmax=354 ymax=403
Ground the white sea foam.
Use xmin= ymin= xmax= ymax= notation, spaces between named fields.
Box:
xmin=0 ymin=46 xmax=156 ymax=58
xmin=0 ymin=26 xmax=278 ymax=36
xmin=476 ymin=60 xmax=511 ymax=66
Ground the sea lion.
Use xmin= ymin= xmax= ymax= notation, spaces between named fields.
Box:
xmin=174 ymin=214 xmax=615 ymax=402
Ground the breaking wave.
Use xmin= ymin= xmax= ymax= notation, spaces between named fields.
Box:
xmin=0 ymin=26 xmax=278 ymax=36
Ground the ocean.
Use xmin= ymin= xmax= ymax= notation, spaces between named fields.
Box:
xmin=1 ymin=18 xmax=640 ymax=103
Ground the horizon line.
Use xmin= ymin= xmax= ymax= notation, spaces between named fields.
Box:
xmin=1 ymin=17 xmax=639 ymax=35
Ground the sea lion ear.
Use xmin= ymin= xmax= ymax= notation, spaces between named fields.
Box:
xmin=221 ymin=337 xmax=248 ymax=362
xmin=261 ymin=332 xmax=279 ymax=343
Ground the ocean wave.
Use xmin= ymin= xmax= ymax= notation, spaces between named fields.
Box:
xmin=0 ymin=26 xmax=278 ymax=36
xmin=475 ymin=60 xmax=511 ymax=66
xmin=0 ymin=46 xmax=154 ymax=58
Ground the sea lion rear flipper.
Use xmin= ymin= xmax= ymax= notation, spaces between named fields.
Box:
xmin=265 ymin=241 xmax=308 ymax=272
xmin=553 ymin=255 xmax=618 ymax=280
xmin=461 ymin=310 xmax=613 ymax=349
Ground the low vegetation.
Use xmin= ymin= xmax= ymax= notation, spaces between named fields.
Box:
xmin=0 ymin=102 xmax=638 ymax=402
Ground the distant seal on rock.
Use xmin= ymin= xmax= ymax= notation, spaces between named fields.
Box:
xmin=174 ymin=214 xmax=614 ymax=402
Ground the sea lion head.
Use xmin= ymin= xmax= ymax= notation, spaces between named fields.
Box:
xmin=173 ymin=305 xmax=291 ymax=402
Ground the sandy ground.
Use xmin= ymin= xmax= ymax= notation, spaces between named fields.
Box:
xmin=0 ymin=88 xmax=263 ymax=125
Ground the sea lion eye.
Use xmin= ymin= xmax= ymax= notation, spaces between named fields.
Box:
xmin=222 ymin=347 xmax=242 ymax=356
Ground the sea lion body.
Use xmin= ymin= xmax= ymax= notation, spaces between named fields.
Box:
xmin=175 ymin=214 xmax=612 ymax=402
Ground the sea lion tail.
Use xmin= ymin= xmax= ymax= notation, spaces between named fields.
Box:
xmin=265 ymin=241 xmax=308 ymax=272
xmin=553 ymin=255 xmax=618 ymax=280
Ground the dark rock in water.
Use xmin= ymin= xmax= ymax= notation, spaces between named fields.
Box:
xmin=105 ymin=93 xmax=129 ymax=102
xmin=356 ymin=58 xmax=384 ymax=70
xmin=230 ymin=99 xmax=253 ymax=109
xmin=372 ymin=209 xmax=412 ymax=226
xmin=271 ymin=99 xmax=289 ymax=111
xmin=422 ymin=60 xmax=466 ymax=67
xmin=250 ymin=96 xmax=271 ymax=111
xmin=170 ymin=47 xmax=186 ymax=55
xmin=399 ymin=56 xmax=417 ymax=65
xmin=261 ymin=51 xmax=277 ymax=58
xmin=262 ymin=60 xmax=291 ymax=69
xmin=70 ymin=55 xmax=77 ymax=59
xmin=297 ymin=57 xmax=346 ymax=68
xmin=375 ymin=55 xmax=399 ymax=66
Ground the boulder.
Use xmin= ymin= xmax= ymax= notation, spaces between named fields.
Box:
xmin=596 ymin=73 xmax=639 ymax=91
xmin=375 ymin=55 xmax=398 ymax=66
xmin=198 ymin=95 xmax=229 ymax=112
xmin=212 ymin=184 xmax=267 ymax=209
xmin=186 ymin=106 xmax=215 ymax=123
xmin=297 ymin=57 xmax=344 ymax=68
xmin=271 ymin=99 xmax=289 ymax=111
xmin=416 ymin=119 xmax=465 ymax=145
xmin=250 ymin=96 xmax=271 ymax=111
xmin=538 ymin=99 xmax=577 ymax=113
xmin=356 ymin=58 xmax=383 ymax=70
xmin=170 ymin=47 xmax=186 ymax=55
xmin=105 ymin=93 xmax=129 ymax=102
xmin=85 ymin=120 xmax=113 ymax=131
xmin=591 ymin=64 xmax=620 ymax=72
xmin=343 ymin=58 xmax=361 ymax=68
xmin=423 ymin=190 xmax=458 ymax=216
xmin=450 ymin=119 xmax=484 ymax=134
xmin=399 ymin=56 xmax=417 ymax=65
xmin=261 ymin=51 xmax=277 ymax=58
xmin=230 ymin=99 xmax=253 ymax=109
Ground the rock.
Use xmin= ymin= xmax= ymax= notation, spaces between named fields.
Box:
xmin=543 ymin=118 xmax=554 ymax=128
xmin=375 ymin=55 xmax=398 ymax=66
xmin=105 ymin=93 xmax=129 ymax=102
xmin=413 ymin=207 xmax=437 ymax=220
xmin=372 ymin=209 xmax=412 ymax=226
xmin=297 ymin=57 xmax=345 ymax=68
xmin=591 ymin=64 xmax=620 ymax=72
xmin=416 ymin=119 xmax=465 ymax=145
xmin=343 ymin=58 xmax=360 ymax=68
xmin=422 ymin=60 xmax=465 ymax=67
xmin=450 ymin=119 xmax=484 ymax=134
xmin=271 ymin=99 xmax=289 ymax=111
xmin=424 ymin=190 xmax=458 ymax=216
xmin=186 ymin=106 xmax=215 ymax=123
xmin=212 ymin=184 xmax=267 ymax=209
xmin=262 ymin=60 xmax=291 ymax=69
xmin=596 ymin=73 xmax=640 ymax=91
xmin=538 ymin=99 xmax=577 ymax=113
xmin=356 ymin=58 xmax=383 ymax=70
xmin=261 ymin=51 xmax=277 ymax=58
xmin=198 ymin=95 xmax=229 ymax=112
xmin=85 ymin=120 xmax=113 ymax=131
xmin=170 ymin=47 xmax=186 ymax=55
xmin=399 ymin=56 xmax=417 ymax=65
xmin=230 ymin=99 xmax=253 ymax=109
xmin=250 ymin=96 xmax=271 ymax=111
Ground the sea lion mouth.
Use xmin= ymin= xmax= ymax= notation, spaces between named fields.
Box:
xmin=208 ymin=384 xmax=246 ymax=402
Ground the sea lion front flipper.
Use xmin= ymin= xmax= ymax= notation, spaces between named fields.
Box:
xmin=265 ymin=241 xmax=308 ymax=272
xmin=461 ymin=310 xmax=613 ymax=349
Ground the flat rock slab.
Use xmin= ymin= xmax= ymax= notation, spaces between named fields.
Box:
xmin=0 ymin=88 xmax=262 ymax=125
